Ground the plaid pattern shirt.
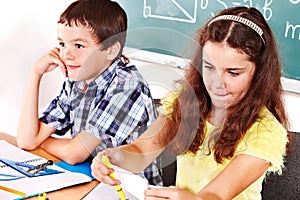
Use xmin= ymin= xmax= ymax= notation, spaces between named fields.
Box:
xmin=39 ymin=58 xmax=162 ymax=185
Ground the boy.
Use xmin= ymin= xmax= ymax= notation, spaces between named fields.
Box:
xmin=16 ymin=0 xmax=162 ymax=185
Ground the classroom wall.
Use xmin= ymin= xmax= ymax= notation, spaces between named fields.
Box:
xmin=0 ymin=0 xmax=74 ymax=136
xmin=0 ymin=1 xmax=299 ymax=136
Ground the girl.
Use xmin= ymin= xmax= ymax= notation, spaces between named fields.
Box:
xmin=91 ymin=6 xmax=289 ymax=200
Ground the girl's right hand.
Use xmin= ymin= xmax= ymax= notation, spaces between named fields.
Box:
xmin=32 ymin=47 xmax=67 ymax=77
xmin=91 ymin=148 xmax=124 ymax=186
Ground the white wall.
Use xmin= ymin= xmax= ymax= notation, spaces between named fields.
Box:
xmin=0 ymin=1 xmax=299 ymax=136
xmin=0 ymin=0 xmax=74 ymax=135
xmin=283 ymin=91 xmax=300 ymax=133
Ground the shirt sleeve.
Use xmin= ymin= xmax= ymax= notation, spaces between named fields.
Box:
xmin=157 ymin=86 xmax=182 ymax=118
xmin=39 ymin=80 xmax=73 ymax=135
xmin=235 ymin=108 xmax=289 ymax=174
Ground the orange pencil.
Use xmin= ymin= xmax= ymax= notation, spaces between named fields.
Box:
xmin=0 ymin=185 xmax=27 ymax=197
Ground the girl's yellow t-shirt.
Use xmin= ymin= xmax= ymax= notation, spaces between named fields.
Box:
xmin=159 ymin=91 xmax=288 ymax=200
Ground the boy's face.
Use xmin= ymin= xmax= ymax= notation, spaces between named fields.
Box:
xmin=57 ymin=23 xmax=112 ymax=83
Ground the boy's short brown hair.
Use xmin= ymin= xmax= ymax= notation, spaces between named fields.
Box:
xmin=58 ymin=0 xmax=127 ymax=56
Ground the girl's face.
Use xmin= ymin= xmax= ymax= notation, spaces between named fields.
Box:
xmin=202 ymin=41 xmax=255 ymax=110
xmin=57 ymin=23 xmax=112 ymax=83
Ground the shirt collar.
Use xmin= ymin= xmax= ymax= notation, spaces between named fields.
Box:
xmin=73 ymin=58 xmax=124 ymax=92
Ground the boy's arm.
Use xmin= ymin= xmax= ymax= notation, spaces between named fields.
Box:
xmin=39 ymin=84 xmax=153 ymax=165
xmin=16 ymin=47 xmax=66 ymax=149
xmin=16 ymin=72 xmax=55 ymax=149
xmin=40 ymin=130 xmax=101 ymax=165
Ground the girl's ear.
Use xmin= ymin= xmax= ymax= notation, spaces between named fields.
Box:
xmin=106 ymin=41 xmax=121 ymax=61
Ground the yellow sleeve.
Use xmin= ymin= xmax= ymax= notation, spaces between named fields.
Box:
xmin=235 ymin=108 xmax=289 ymax=174
xmin=157 ymin=87 xmax=182 ymax=119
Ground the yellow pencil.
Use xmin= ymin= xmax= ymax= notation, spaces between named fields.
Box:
xmin=38 ymin=192 xmax=48 ymax=200
xmin=101 ymin=155 xmax=127 ymax=200
xmin=0 ymin=185 xmax=27 ymax=197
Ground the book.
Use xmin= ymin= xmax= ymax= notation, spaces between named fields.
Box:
xmin=82 ymin=164 xmax=149 ymax=200
xmin=0 ymin=140 xmax=93 ymax=200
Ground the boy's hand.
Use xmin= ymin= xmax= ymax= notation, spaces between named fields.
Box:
xmin=32 ymin=47 xmax=67 ymax=77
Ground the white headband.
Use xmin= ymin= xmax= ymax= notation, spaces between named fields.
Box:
xmin=208 ymin=15 xmax=266 ymax=45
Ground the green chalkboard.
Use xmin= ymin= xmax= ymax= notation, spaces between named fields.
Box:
xmin=116 ymin=0 xmax=300 ymax=81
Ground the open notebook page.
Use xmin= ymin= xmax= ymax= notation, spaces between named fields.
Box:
xmin=0 ymin=140 xmax=92 ymax=200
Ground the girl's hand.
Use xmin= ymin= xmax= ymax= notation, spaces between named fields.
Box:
xmin=144 ymin=186 xmax=202 ymax=200
xmin=91 ymin=148 xmax=124 ymax=186
xmin=32 ymin=47 xmax=67 ymax=77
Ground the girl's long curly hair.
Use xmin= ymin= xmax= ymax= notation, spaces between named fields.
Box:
xmin=159 ymin=6 xmax=289 ymax=163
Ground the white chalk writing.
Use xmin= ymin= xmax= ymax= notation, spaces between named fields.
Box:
xmin=285 ymin=21 xmax=300 ymax=40
xmin=289 ymin=0 xmax=300 ymax=5
xmin=200 ymin=0 xmax=273 ymax=20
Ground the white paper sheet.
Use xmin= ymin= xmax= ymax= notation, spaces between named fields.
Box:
xmin=83 ymin=165 xmax=149 ymax=200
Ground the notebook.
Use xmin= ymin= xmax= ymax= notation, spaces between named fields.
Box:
xmin=82 ymin=164 xmax=149 ymax=200
xmin=0 ymin=140 xmax=93 ymax=200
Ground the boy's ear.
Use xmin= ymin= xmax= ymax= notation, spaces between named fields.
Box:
xmin=106 ymin=41 xmax=121 ymax=61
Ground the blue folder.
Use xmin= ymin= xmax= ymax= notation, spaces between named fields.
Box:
xmin=55 ymin=161 xmax=95 ymax=180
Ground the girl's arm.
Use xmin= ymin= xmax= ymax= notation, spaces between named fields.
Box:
xmin=118 ymin=114 xmax=169 ymax=172
xmin=144 ymin=154 xmax=269 ymax=200
xmin=197 ymin=154 xmax=269 ymax=199
xmin=91 ymin=114 xmax=168 ymax=184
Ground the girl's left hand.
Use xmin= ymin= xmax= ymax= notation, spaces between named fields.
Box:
xmin=144 ymin=186 xmax=201 ymax=200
